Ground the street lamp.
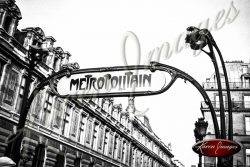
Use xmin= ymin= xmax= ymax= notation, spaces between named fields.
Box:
xmin=8 ymin=44 xmax=79 ymax=166
xmin=194 ymin=118 xmax=208 ymax=142
xmin=194 ymin=117 xmax=208 ymax=167
xmin=9 ymin=45 xmax=49 ymax=165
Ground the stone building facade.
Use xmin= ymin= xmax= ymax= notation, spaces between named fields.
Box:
xmin=201 ymin=61 xmax=250 ymax=166
xmin=0 ymin=0 xmax=174 ymax=166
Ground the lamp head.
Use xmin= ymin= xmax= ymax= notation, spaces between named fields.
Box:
xmin=194 ymin=117 xmax=208 ymax=141
xmin=186 ymin=26 xmax=208 ymax=50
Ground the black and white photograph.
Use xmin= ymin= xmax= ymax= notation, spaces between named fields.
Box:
xmin=0 ymin=0 xmax=249 ymax=166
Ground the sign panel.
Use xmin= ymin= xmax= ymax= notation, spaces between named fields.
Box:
xmin=192 ymin=139 xmax=241 ymax=157
xmin=56 ymin=68 xmax=171 ymax=98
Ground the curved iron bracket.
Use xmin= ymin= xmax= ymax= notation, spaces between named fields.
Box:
xmin=25 ymin=68 xmax=73 ymax=114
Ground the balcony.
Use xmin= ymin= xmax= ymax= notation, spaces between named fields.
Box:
xmin=201 ymin=101 xmax=250 ymax=109
xmin=203 ymin=82 xmax=250 ymax=89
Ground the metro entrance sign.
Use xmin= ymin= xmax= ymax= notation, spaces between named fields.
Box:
xmin=56 ymin=64 xmax=170 ymax=98
xmin=52 ymin=61 xmax=220 ymax=139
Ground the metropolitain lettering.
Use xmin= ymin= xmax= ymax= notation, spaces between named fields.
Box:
xmin=70 ymin=72 xmax=152 ymax=92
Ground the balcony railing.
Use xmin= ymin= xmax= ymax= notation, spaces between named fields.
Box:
xmin=202 ymin=163 xmax=250 ymax=167
xmin=203 ymin=82 xmax=250 ymax=89
xmin=201 ymin=101 xmax=250 ymax=109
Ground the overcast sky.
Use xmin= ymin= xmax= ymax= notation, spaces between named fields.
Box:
xmin=16 ymin=0 xmax=250 ymax=166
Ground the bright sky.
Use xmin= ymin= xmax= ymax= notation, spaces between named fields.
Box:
xmin=16 ymin=0 xmax=250 ymax=166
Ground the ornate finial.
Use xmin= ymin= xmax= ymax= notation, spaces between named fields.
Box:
xmin=167 ymin=143 xmax=172 ymax=151
xmin=126 ymin=97 xmax=135 ymax=113
xmin=125 ymin=97 xmax=136 ymax=121
xmin=61 ymin=62 xmax=80 ymax=70
xmin=109 ymin=97 xmax=114 ymax=104
xmin=113 ymin=104 xmax=122 ymax=111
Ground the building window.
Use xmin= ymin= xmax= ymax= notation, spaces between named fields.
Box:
xmin=53 ymin=98 xmax=64 ymax=128
xmin=46 ymin=54 xmax=53 ymax=67
xmin=113 ymin=135 xmax=119 ymax=159
xmin=108 ymin=133 xmax=114 ymax=156
xmin=126 ymin=143 xmax=130 ymax=164
xmin=103 ymin=129 xmax=109 ymax=155
xmin=215 ymin=95 xmax=226 ymax=108
xmin=32 ymin=144 xmax=46 ymax=167
xmin=53 ymin=56 xmax=58 ymax=70
xmin=74 ymin=158 xmax=81 ymax=167
xmin=78 ymin=114 xmax=87 ymax=144
xmin=2 ymin=68 xmax=19 ymax=106
xmin=246 ymin=149 xmax=250 ymax=167
xmin=216 ymin=115 xmax=228 ymax=134
xmin=141 ymin=134 xmax=144 ymax=144
xmin=121 ymin=140 xmax=126 ymax=163
xmin=91 ymin=122 xmax=99 ymax=150
xmin=133 ymin=128 xmax=136 ymax=137
xmin=3 ymin=15 xmax=12 ymax=33
xmin=102 ymin=98 xmax=110 ymax=113
xmin=117 ymin=138 xmax=122 ymax=159
xmin=41 ymin=93 xmax=53 ymax=126
xmin=70 ymin=110 xmax=79 ymax=137
xmin=15 ymin=76 xmax=25 ymax=113
xmin=113 ymin=136 xmax=119 ymax=159
xmin=55 ymin=153 xmax=65 ymax=167
xmin=166 ymin=156 xmax=170 ymax=164
xmin=245 ymin=116 xmax=250 ymax=135
xmin=121 ymin=115 xmax=126 ymax=126
xmin=112 ymin=108 xmax=117 ymax=119
xmin=244 ymin=95 xmax=250 ymax=108
xmin=137 ymin=130 xmax=141 ymax=141
xmin=42 ymin=52 xmax=51 ymax=66
xmin=31 ymin=91 xmax=44 ymax=120
xmin=85 ymin=118 xmax=93 ymax=144
xmin=97 ymin=126 xmax=104 ymax=150
xmin=61 ymin=104 xmax=71 ymax=137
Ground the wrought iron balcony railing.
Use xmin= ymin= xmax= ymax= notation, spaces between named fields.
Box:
xmin=202 ymin=163 xmax=250 ymax=167
xmin=203 ymin=82 xmax=250 ymax=89
xmin=201 ymin=101 xmax=250 ymax=109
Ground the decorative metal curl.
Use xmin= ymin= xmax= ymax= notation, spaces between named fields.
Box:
xmin=185 ymin=27 xmax=209 ymax=50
